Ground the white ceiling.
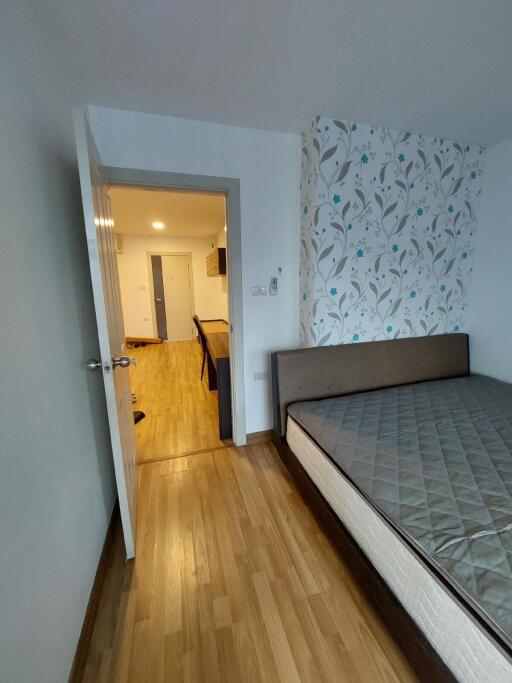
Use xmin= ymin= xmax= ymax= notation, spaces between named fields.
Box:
xmin=109 ymin=187 xmax=226 ymax=238
xmin=48 ymin=0 xmax=512 ymax=144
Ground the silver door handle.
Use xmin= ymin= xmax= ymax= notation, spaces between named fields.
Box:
xmin=155 ymin=297 xmax=162 ymax=303
xmin=112 ymin=356 xmax=136 ymax=368
xmin=85 ymin=358 xmax=102 ymax=371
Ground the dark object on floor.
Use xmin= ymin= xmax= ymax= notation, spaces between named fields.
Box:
xmin=134 ymin=411 xmax=146 ymax=425
xmin=126 ymin=336 xmax=162 ymax=348
xmin=192 ymin=315 xmax=208 ymax=379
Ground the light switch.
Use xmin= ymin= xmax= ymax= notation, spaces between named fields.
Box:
xmin=252 ymin=285 xmax=267 ymax=296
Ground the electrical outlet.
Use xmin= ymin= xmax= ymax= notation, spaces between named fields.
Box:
xmin=251 ymin=285 xmax=267 ymax=296
xmin=253 ymin=371 xmax=268 ymax=381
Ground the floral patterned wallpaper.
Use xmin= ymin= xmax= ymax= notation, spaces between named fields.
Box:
xmin=300 ymin=116 xmax=485 ymax=346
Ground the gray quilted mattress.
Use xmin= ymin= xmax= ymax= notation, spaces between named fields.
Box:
xmin=288 ymin=374 xmax=512 ymax=646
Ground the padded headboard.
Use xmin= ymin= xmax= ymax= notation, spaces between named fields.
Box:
xmin=271 ymin=333 xmax=469 ymax=437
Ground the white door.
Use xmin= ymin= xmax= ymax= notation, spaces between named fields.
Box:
xmin=162 ymin=255 xmax=194 ymax=340
xmin=74 ymin=109 xmax=137 ymax=559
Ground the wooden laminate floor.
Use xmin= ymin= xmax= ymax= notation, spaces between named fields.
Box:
xmin=129 ymin=340 xmax=227 ymax=464
xmin=81 ymin=442 xmax=418 ymax=682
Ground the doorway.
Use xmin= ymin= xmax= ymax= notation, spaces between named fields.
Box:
xmin=108 ymin=181 xmax=241 ymax=463
xmin=105 ymin=168 xmax=245 ymax=448
xmin=149 ymin=253 xmax=195 ymax=341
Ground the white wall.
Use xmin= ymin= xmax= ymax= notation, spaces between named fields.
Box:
xmin=89 ymin=106 xmax=301 ymax=432
xmin=0 ymin=5 xmax=116 ymax=683
xmin=117 ymin=234 xmax=228 ymax=338
xmin=468 ymin=138 xmax=512 ymax=381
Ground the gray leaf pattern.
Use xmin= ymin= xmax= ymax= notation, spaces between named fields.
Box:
xmin=300 ymin=116 xmax=484 ymax=346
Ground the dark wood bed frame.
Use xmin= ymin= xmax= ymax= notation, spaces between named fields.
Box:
xmin=270 ymin=334 xmax=473 ymax=682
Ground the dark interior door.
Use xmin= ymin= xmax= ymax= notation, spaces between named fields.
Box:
xmin=151 ymin=255 xmax=168 ymax=340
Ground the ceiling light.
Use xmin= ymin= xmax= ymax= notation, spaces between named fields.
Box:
xmin=152 ymin=221 xmax=165 ymax=230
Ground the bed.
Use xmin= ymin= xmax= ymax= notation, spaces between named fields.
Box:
xmin=271 ymin=334 xmax=512 ymax=683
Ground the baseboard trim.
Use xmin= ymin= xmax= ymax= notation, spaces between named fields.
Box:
xmin=245 ymin=429 xmax=274 ymax=445
xmin=68 ymin=500 xmax=120 ymax=683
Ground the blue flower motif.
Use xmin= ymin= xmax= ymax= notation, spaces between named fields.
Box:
xmin=347 ymin=223 xmax=353 ymax=231
xmin=356 ymin=248 xmax=364 ymax=258
xmin=410 ymin=290 xmax=417 ymax=298
xmin=392 ymin=244 xmax=399 ymax=253
xmin=344 ymin=312 xmax=349 ymax=318
xmin=440 ymin=284 xmax=446 ymax=292
xmin=471 ymin=171 xmax=477 ymax=179
xmin=398 ymin=153 xmax=405 ymax=162
xmin=351 ymin=124 xmax=357 ymax=131
xmin=448 ymin=205 xmax=454 ymax=213
xmin=302 ymin=293 xmax=307 ymax=301
xmin=303 ymin=206 xmax=308 ymax=214
xmin=463 ymin=251 xmax=468 ymax=259
xmin=361 ymin=154 xmax=369 ymax=164
xmin=330 ymin=287 xmax=338 ymax=296
xmin=454 ymin=325 xmax=460 ymax=332
xmin=416 ymin=208 xmax=423 ymax=216
xmin=320 ymin=318 xmax=324 ymax=323
xmin=386 ymin=325 xmax=393 ymax=333
xmin=333 ymin=194 xmax=341 ymax=204
xmin=352 ymin=333 xmax=360 ymax=341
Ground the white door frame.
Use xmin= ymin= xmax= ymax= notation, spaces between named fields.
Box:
xmin=147 ymin=251 xmax=195 ymax=340
xmin=103 ymin=167 xmax=246 ymax=446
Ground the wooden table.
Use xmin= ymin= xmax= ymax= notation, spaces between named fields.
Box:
xmin=201 ymin=320 xmax=229 ymax=334
xmin=204 ymin=329 xmax=232 ymax=440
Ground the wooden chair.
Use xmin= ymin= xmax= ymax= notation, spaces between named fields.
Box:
xmin=192 ymin=315 xmax=208 ymax=379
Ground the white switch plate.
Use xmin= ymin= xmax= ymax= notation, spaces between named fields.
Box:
xmin=253 ymin=371 xmax=268 ymax=381
xmin=251 ymin=285 xmax=267 ymax=296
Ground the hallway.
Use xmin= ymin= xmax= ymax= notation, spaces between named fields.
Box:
xmin=129 ymin=340 xmax=227 ymax=464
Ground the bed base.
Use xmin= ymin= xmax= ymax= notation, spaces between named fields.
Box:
xmin=273 ymin=436 xmax=456 ymax=683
